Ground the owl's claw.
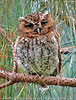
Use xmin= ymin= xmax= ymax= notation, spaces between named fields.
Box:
xmin=38 ymin=84 xmax=49 ymax=91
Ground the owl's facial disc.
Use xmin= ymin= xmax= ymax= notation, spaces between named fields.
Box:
xmin=17 ymin=12 xmax=55 ymax=35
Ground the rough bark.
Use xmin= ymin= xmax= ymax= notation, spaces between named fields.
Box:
xmin=0 ymin=70 xmax=76 ymax=89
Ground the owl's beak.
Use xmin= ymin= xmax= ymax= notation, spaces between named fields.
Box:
xmin=34 ymin=27 xmax=42 ymax=34
xmin=37 ymin=28 xmax=40 ymax=34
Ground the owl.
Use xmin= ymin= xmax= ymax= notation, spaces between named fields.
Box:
xmin=14 ymin=12 xmax=61 ymax=89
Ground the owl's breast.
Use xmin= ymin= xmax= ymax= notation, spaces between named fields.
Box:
xmin=14 ymin=34 xmax=59 ymax=76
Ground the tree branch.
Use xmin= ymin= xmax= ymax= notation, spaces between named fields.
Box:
xmin=0 ymin=70 xmax=76 ymax=89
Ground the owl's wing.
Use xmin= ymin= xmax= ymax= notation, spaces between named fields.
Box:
xmin=54 ymin=31 xmax=61 ymax=74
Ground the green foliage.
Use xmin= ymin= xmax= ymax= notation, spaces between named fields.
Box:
xmin=0 ymin=0 xmax=76 ymax=99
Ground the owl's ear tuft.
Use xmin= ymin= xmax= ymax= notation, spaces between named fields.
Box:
xmin=44 ymin=11 xmax=49 ymax=15
xmin=43 ymin=11 xmax=50 ymax=18
xmin=18 ymin=17 xmax=26 ymax=22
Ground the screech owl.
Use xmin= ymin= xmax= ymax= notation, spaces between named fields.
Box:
xmin=14 ymin=12 xmax=61 ymax=89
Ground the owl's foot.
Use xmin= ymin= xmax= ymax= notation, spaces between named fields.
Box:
xmin=37 ymin=75 xmax=49 ymax=91
xmin=34 ymin=75 xmax=49 ymax=91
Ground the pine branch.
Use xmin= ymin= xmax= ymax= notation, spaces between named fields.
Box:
xmin=0 ymin=70 xmax=76 ymax=89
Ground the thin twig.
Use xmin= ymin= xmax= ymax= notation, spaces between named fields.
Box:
xmin=0 ymin=27 xmax=17 ymax=72
xmin=0 ymin=27 xmax=13 ymax=44
xmin=60 ymin=50 xmax=72 ymax=54
xmin=0 ymin=80 xmax=13 ymax=89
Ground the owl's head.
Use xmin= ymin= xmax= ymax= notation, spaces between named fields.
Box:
xmin=17 ymin=12 xmax=55 ymax=35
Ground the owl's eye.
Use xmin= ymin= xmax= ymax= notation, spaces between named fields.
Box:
xmin=25 ymin=23 xmax=33 ymax=28
xmin=41 ymin=19 xmax=48 ymax=25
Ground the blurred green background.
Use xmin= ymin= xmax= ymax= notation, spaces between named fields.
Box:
xmin=0 ymin=0 xmax=76 ymax=99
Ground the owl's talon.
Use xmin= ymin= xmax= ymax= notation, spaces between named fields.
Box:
xmin=35 ymin=75 xmax=40 ymax=78
xmin=40 ymin=75 xmax=45 ymax=79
